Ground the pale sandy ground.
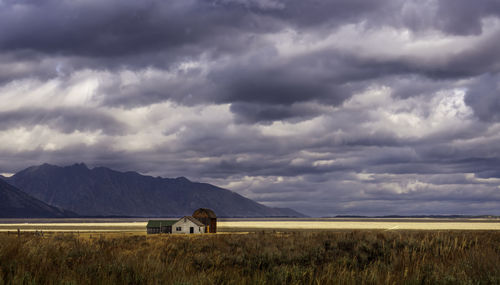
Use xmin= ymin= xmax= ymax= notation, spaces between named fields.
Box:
xmin=0 ymin=220 xmax=499 ymax=232
xmin=0 ymin=222 xmax=147 ymax=232
xmin=219 ymin=221 xmax=500 ymax=231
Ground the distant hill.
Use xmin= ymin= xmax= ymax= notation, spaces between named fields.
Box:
xmin=0 ymin=179 xmax=75 ymax=218
xmin=7 ymin=163 xmax=306 ymax=218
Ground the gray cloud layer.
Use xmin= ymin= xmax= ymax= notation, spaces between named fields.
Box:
xmin=1 ymin=0 xmax=500 ymax=216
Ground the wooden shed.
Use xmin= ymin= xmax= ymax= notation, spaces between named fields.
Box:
xmin=146 ymin=220 xmax=176 ymax=234
xmin=192 ymin=208 xmax=217 ymax=233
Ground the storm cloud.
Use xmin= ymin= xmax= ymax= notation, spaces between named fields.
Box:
xmin=1 ymin=0 xmax=500 ymax=216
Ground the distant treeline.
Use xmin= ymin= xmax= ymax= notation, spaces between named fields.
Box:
xmin=0 ymin=231 xmax=499 ymax=284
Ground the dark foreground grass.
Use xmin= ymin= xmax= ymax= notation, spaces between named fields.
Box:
xmin=0 ymin=231 xmax=499 ymax=284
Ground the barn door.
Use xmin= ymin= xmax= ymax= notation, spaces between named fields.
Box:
xmin=190 ymin=227 xmax=194 ymax=233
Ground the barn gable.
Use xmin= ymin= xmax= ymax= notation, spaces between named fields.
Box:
xmin=172 ymin=216 xmax=205 ymax=234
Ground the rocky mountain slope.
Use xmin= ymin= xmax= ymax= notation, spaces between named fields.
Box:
xmin=0 ymin=178 xmax=74 ymax=218
xmin=7 ymin=163 xmax=306 ymax=217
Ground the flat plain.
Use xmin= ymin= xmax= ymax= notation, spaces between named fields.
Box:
xmin=1 ymin=218 xmax=499 ymax=284
xmin=0 ymin=218 xmax=499 ymax=232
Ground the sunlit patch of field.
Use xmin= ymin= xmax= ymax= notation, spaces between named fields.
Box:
xmin=0 ymin=218 xmax=499 ymax=233
xmin=0 ymin=222 xmax=147 ymax=232
xmin=218 ymin=220 xmax=500 ymax=231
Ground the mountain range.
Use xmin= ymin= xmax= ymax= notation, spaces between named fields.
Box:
xmin=3 ymin=163 xmax=305 ymax=218
xmin=0 ymin=178 xmax=74 ymax=218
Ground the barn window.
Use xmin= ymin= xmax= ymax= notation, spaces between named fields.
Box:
xmin=176 ymin=227 xmax=182 ymax=231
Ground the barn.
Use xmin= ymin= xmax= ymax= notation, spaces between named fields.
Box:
xmin=146 ymin=209 xmax=217 ymax=234
xmin=192 ymin=208 xmax=217 ymax=233
xmin=172 ymin=216 xmax=205 ymax=234
xmin=146 ymin=220 xmax=176 ymax=234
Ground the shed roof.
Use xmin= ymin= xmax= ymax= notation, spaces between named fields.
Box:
xmin=193 ymin=208 xmax=217 ymax=218
xmin=146 ymin=220 xmax=177 ymax=228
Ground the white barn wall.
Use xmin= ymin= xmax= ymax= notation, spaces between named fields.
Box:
xmin=173 ymin=217 xmax=205 ymax=234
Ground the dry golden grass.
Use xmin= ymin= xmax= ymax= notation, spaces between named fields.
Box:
xmin=0 ymin=230 xmax=499 ymax=284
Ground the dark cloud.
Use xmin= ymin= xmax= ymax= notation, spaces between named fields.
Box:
xmin=436 ymin=0 xmax=500 ymax=35
xmin=464 ymin=74 xmax=500 ymax=122
xmin=0 ymin=107 xmax=127 ymax=135
xmin=1 ymin=0 xmax=500 ymax=216
xmin=424 ymin=34 xmax=500 ymax=78
xmin=0 ymin=0 xmax=229 ymax=56
xmin=230 ymin=102 xmax=323 ymax=124
xmin=0 ymin=0 xmax=393 ymax=57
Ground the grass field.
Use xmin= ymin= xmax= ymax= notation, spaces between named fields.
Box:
xmin=0 ymin=230 xmax=499 ymax=284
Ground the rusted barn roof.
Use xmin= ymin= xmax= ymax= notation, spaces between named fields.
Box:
xmin=193 ymin=208 xmax=217 ymax=218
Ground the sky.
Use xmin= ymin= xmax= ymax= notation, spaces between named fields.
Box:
xmin=1 ymin=0 xmax=500 ymax=217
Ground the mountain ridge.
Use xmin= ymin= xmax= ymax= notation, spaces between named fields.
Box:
xmin=0 ymin=179 xmax=76 ymax=218
xmin=7 ymin=163 xmax=306 ymax=218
